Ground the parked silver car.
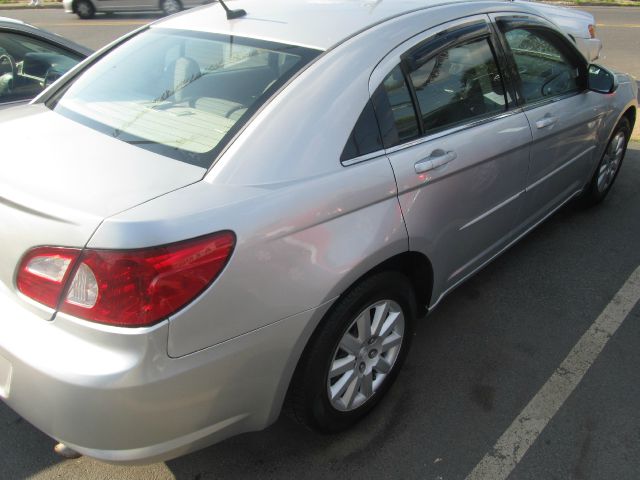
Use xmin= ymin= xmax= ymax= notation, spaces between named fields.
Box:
xmin=0 ymin=0 xmax=637 ymax=464
xmin=63 ymin=0 xmax=210 ymax=18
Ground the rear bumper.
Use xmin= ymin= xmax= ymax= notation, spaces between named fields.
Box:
xmin=0 ymin=287 xmax=328 ymax=463
xmin=62 ymin=0 xmax=73 ymax=13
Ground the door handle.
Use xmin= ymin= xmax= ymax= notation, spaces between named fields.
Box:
xmin=414 ymin=150 xmax=457 ymax=174
xmin=535 ymin=115 xmax=558 ymax=129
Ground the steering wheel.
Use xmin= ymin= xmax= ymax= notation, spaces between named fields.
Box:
xmin=540 ymin=70 xmax=570 ymax=98
xmin=0 ymin=52 xmax=16 ymax=96
xmin=0 ymin=52 xmax=16 ymax=78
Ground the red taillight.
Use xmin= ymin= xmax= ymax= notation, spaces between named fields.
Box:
xmin=588 ymin=24 xmax=596 ymax=39
xmin=17 ymin=247 xmax=81 ymax=308
xmin=16 ymin=232 xmax=235 ymax=327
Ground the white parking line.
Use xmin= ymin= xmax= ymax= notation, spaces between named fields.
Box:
xmin=466 ymin=265 xmax=640 ymax=480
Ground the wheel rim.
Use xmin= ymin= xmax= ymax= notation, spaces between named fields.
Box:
xmin=77 ymin=2 xmax=91 ymax=16
xmin=327 ymin=299 xmax=405 ymax=412
xmin=163 ymin=0 xmax=180 ymax=14
xmin=597 ymin=131 xmax=626 ymax=193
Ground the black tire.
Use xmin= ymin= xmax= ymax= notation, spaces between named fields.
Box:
xmin=160 ymin=0 xmax=182 ymax=16
xmin=286 ymin=271 xmax=416 ymax=433
xmin=75 ymin=0 xmax=95 ymax=19
xmin=581 ymin=117 xmax=631 ymax=206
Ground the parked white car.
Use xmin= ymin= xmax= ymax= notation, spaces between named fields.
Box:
xmin=518 ymin=1 xmax=602 ymax=61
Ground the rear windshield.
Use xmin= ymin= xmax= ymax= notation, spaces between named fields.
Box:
xmin=48 ymin=29 xmax=320 ymax=168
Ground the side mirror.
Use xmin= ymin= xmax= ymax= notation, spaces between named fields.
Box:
xmin=588 ymin=64 xmax=617 ymax=94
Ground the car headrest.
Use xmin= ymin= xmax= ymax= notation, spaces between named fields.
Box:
xmin=170 ymin=56 xmax=200 ymax=102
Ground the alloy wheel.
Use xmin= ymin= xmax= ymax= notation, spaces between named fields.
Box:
xmin=597 ymin=131 xmax=626 ymax=193
xmin=327 ymin=299 xmax=405 ymax=412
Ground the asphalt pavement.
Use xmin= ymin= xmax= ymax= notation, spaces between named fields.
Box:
xmin=1 ymin=5 xmax=639 ymax=480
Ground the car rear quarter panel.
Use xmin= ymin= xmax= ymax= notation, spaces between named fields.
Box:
xmin=90 ymin=160 xmax=406 ymax=358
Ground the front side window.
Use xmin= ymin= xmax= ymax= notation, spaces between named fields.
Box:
xmin=501 ymin=27 xmax=582 ymax=104
xmin=48 ymin=28 xmax=320 ymax=167
xmin=0 ymin=32 xmax=83 ymax=104
xmin=407 ymin=38 xmax=507 ymax=133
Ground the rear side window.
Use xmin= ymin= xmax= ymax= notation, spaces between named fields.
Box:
xmin=341 ymin=100 xmax=383 ymax=161
xmin=47 ymin=29 xmax=320 ymax=168
xmin=501 ymin=27 xmax=582 ymax=103
xmin=362 ymin=32 xmax=509 ymax=151
xmin=407 ymin=38 xmax=507 ymax=133
xmin=372 ymin=65 xmax=421 ymax=148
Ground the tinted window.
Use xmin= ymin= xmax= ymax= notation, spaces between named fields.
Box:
xmin=407 ymin=38 xmax=506 ymax=133
xmin=502 ymin=28 xmax=581 ymax=103
xmin=48 ymin=29 xmax=320 ymax=168
xmin=0 ymin=32 xmax=83 ymax=104
xmin=374 ymin=65 xmax=420 ymax=148
xmin=341 ymin=100 xmax=383 ymax=161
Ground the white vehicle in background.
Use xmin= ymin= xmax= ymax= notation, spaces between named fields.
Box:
xmin=518 ymin=1 xmax=602 ymax=61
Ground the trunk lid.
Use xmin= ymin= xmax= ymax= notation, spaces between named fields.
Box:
xmin=0 ymin=104 xmax=206 ymax=317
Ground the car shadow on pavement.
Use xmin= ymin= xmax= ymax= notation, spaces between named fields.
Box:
xmin=0 ymin=403 xmax=61 ymax=478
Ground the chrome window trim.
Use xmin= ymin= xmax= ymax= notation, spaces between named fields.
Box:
xmin=384 ymin=108 xmax=524 ymax=156
xmin=340 ymin=149 xmax=387 ymax=167
xmin=520 ymin=88 xmax=586 ymax=113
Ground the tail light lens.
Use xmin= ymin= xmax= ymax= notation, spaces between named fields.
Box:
xmin=17 ymin=231 xmax=235 ymax=327
xmin=17 ymin=247 xmax=81 ymax=309
xmin=588 ymin=24 xmax=596 ymax=39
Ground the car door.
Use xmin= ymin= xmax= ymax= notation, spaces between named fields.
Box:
xmin=366 ymin=16 xmax=533 ymax=304
xmin=0 ymin=28 xmax=85 ymax=109
xmin=93 ymin=0 xmax=154 ymax=12
xmin=493 ymin=15 xmax=604 ymax=231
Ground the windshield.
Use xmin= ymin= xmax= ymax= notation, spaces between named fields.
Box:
xmin=48 ymin=28 xmax=320 ymax=167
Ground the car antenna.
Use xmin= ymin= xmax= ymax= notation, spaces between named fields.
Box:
xmin=218 ymin=0 xmax=247 ymax=19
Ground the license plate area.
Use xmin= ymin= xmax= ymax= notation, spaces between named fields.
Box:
xmin=0 ymin=354 xmax=12 ymax=399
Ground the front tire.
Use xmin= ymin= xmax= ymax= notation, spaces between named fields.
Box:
xmin=160 ymin=0 xmax=182 ymax=16
xmin=286 ymin=272 xmax=416 ymax=433
xmin=75 ymin=0 xmax=95 ymax=19
xmin=582 ymin=117 xmax=631 ymax=206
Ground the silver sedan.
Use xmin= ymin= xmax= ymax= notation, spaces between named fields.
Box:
xmin=0 ymin=0 xmax=637 ymax=465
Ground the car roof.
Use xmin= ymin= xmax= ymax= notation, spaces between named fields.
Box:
xmin=156 ymin=0 xmax=511 ymax=50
